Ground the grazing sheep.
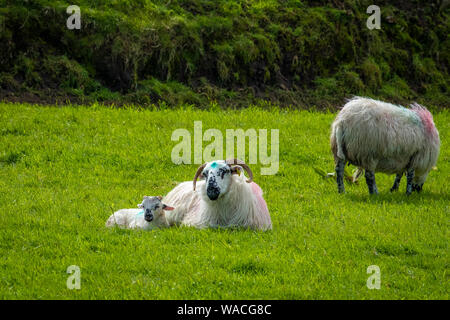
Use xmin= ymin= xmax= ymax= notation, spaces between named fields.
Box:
xmin=331 ymin=97 xmax=440 ymax=195
xmin=163 ymin=159 xmax=272 ymax=230
xmin=106 ymin=196 xmax=174 ymax=230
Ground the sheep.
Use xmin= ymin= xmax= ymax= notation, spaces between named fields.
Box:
xmin=330 ymin=97 xmax=440 ymax=195
xmin=162 ymin=159 xmax=272 ymax=231
xmin=105 ymin=196 xmax=174 ymax=230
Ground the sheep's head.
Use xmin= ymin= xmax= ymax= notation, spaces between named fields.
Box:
xmin=193 ymin=159 xmax=253 ymax=201
xmin=137 ymin=196 xmax=174 ymax=222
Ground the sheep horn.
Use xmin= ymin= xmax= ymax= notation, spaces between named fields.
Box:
xmin=226 ymin=158 xmax=253 ymax=183
xmin=193 ymin=163 xmax=207 ymax=191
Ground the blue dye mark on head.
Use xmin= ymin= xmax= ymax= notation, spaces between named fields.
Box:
xmin=211 ymin=162 xmax=217 ymax=168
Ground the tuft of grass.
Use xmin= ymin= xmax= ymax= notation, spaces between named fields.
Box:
xmin=0 ymin=102 xmax=448 ymax=299
xmin=0 ymin=150 xmax=25 ymax=165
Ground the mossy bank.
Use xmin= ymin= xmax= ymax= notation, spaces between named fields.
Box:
xmin=0 ymin=0 xmax=448 ymax=109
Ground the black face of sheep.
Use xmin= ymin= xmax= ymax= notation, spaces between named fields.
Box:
xmin=204 ymin=168 xmax=224 ymax=200
xmin=193 ymin=159 xmax=253 ymax=201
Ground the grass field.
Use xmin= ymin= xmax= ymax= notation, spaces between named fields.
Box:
xmin=0 ymin=102 xmax=448 ymax=299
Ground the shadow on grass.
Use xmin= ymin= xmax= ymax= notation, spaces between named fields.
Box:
xmin=230 ymin=260 xmax=267 ymax=275
xmin=344 ymin=190 xmax=450 ymax=204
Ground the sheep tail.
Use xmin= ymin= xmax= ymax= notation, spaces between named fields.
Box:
xmin=335 ymin=124 xmax=345 ymax=160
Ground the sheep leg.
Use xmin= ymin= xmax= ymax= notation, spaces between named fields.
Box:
xmin=390 ymin=173 xmax=402 ymax=192
xmin=412 ymin=183 xmax=423 ymax=193
xmin=406 ymin=168 xmax=414 ymax=195
xmin=365 ymin=170 xmax=378 ymax=195
xmin=335 ymin=159 xmax=346 ymax=193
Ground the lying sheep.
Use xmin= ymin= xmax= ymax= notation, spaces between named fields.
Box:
xmin=106 ymin=196 xmax=174 ymax=230
xmin=331 ymin=97 xmax=440 ymax=195
xmin=163 ymin=159 xmax=272 ymax=230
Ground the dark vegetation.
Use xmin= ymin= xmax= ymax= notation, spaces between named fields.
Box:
xmin=0 ymin=0 xmax=448 ymax=109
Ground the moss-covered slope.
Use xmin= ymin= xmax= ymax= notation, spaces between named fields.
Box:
xmin=0 ymin=0 xmax=448 ymax=108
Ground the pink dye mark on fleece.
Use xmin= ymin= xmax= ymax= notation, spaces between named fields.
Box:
xmin=250 ymin=182 xmax=270 ymax=216
xmin=411 ymin=103 xmax=438 ymax=139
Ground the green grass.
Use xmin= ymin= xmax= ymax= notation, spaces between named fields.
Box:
xmin=0 ymin=102 xmax=448 ymax=299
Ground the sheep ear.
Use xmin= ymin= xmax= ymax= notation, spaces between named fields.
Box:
xmin=137 ymin=203 xmax=143 ymax=209
xmin=231 ymin=166 xmax=241 ymax=175
xmin=162 ymin=204 xmax=174 ymax=211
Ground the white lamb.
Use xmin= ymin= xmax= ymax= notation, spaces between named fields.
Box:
xmin=105 ymin=196 xmax=174 ymax=230
xmin=163 ymin=159 xmax=272 ymax=231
